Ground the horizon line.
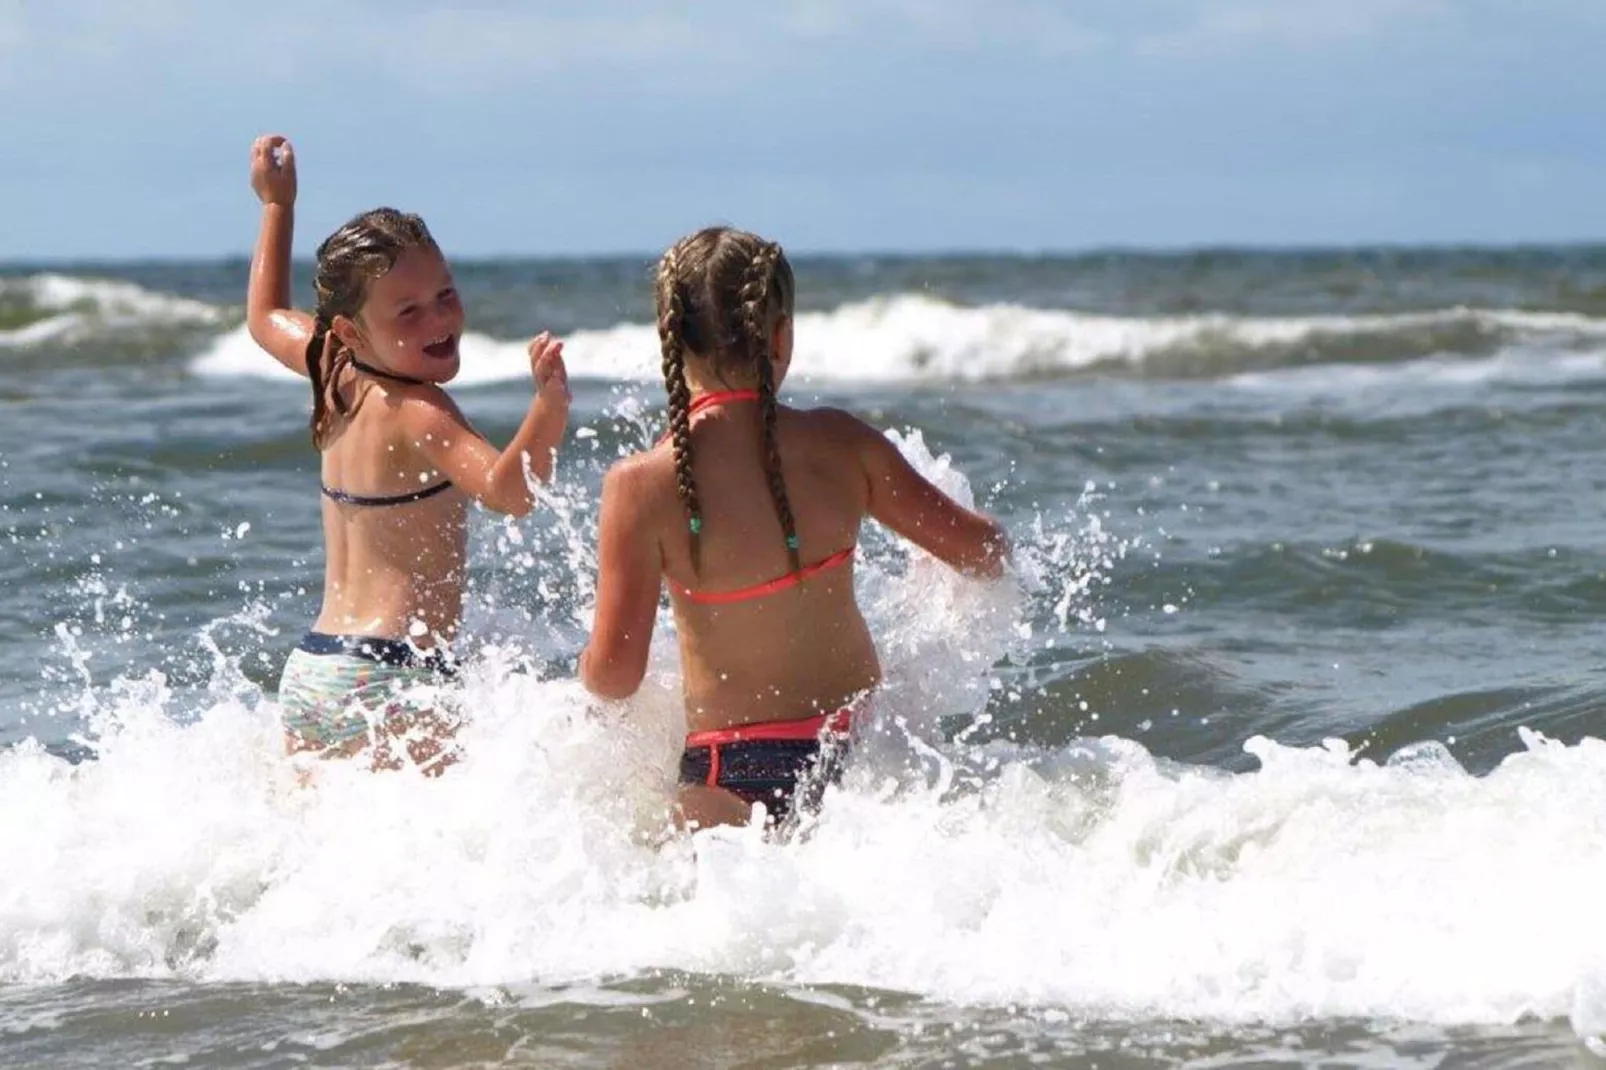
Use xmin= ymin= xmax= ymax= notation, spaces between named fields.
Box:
xmin=4 ymin=236 xmax=1606 ymax=269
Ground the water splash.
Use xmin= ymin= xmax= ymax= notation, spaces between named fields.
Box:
xmin=4 ymin=408 xmax=1604 ymax=1045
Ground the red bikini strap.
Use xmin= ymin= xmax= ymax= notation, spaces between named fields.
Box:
xmin=669 ymin=545 xmax=855 ymax=606
xmin=658 ymin=389 xmax=761 ymax=447
xmin=687 ymin=706 xmax=855 ymax=748
xmin=687 ymin=389 xmax=760 ymax=419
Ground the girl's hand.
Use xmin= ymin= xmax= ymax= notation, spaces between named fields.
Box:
xmin=529 ymin=332 xmax=571 ymax=405
xmin=250 ymin=134 xmax=297 ymax=207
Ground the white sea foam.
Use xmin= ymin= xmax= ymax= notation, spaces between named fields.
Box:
xmin=2 ymin=431 xmax=1605 ymax=1045
xmin=0 ymin=274 xmax=224 ymax=348
xmin=188 ymin=294 xmax=1606 ymax=386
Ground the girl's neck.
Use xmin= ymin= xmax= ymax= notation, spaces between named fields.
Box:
xmin=684 ymin=371 xmax=758 ymax=396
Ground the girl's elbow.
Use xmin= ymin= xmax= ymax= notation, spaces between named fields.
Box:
xmin=526 ymin=450 xmax=555 ymax=486
xmin=972 ymin=522 xmax=1011 ymax=579
xmin=482 ymin=476 xmax=535 ymax=517
xmin=579 ymin=648 xmax=643 ymax=700
xmin=971 ymin=552 xmax=1006 ymax=581
xmin=588 ymin=676 xmax=641 ymax=702
xmin=246 ymin=317 xmax=272 ymax=350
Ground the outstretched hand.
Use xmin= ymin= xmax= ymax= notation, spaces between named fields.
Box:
xmin=529 ymin=332 xmax=571 ymax=404
xmin=250 ymin=134 xmax=297 ymax=207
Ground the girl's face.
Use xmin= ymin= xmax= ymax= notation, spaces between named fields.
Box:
xmin=335 ymin=244 xmax=464 ymax=382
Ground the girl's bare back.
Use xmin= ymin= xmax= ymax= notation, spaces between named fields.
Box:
xmin=643 ymin=402 xmax=881 ymax=732
xmin=313 ymin=380 xmax=470 ymax=644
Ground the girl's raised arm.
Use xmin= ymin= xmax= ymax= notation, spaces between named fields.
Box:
xmin=246 ymin=134 xmax=315 ymax=377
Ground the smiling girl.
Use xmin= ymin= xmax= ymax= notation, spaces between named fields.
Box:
xmin=245 ymin=133 xmax=570 ymax=771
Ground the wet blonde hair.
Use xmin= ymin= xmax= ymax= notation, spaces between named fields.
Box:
xmin=655 ymin=226 xmax=798 ymax=576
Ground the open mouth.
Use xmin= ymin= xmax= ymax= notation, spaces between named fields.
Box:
xmin=423 ymin=333 xmax=458 ymax=360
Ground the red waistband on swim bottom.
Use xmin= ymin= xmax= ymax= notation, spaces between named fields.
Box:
xmin=684 ymin=707 xmax=854 ymax=749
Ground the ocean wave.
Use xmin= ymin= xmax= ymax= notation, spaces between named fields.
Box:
xmin=5 ymin=679 xmax=1606 ymax=1034
xmin=10 ymin=271 xmax=1605 ymax=385
xmin=0 ymin=274 xmax=224 ymax=348
xmin=1111 ymin=538 xmax=1606 ymax=628
xmin=189 ymin=294 xmax=1606 ymax=386
xmin=4 ymin=392 xmax=1606 ymax=1041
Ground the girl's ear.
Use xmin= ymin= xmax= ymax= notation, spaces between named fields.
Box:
xmin=330 ymin=314 xmax=363 ymax=355
xmin=771 ymin=314 xmax=793 ymax=382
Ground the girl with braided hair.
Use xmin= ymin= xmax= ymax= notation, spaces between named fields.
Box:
xmin=245 ymin=134 xmax=571 ymax=772
xmin=580 ymin=226 xmax=1008 ymax=829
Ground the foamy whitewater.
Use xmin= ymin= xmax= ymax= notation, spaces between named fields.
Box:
xmin=0 ymin=273 xmax=223 ymax=347
xmin=5 ymin=429 xmax=1606 ymax=1034
xmin=6 ymin=249 xmax=1606 ymax=1065
xmin=186 ymin=294 xmax=1606 ymax=388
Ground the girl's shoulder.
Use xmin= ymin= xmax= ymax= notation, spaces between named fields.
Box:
xmin=784 ymin=403 xmax=872 ymax=435
xmin=782 ymin=405 xmax=883 ymax=458
xmin=594 ymin=445 xmax=685 ymax=543
xmin=602 ymin=442 xmax=681 ymax=505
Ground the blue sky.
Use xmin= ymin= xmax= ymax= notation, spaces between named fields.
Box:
xmin=2 ymin=0 xmax=1603 ymax=259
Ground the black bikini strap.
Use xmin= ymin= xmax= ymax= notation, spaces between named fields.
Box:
xmin=349 ymin=357 xmax=427 ymax=386
xmin=321 ymin=480 xmax=454 ymax=507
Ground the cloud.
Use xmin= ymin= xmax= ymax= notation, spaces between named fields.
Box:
xmin=782 ymin=0 xmax=1107 ymax=57
xmin=1133 ymin=0 xmax=1455 ymax=58
xmin=0 ymin=1 xmax=1106 ymax=100
xmin=6 ymin=0 xmax=1599 ymax=98
xmin=0 ymin=5 xmax=21 ymax=57
xmin=0 ymin=5 xmax=760 ymax=102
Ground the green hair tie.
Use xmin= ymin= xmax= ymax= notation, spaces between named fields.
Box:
xmin=689 ymin=517 xmax=702 ymax=534
xmin=786 ymin=534 xmax=800 ymax=550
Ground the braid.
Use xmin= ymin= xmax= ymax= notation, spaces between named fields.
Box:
xmin=658 ymin=248 xmax=703 ymax=574
xmin=756 ymin=353 xmax=800 ymax=575
xmin=306 ymin=314 xmax=356 ymax=448
xmin=305 ymin=317 xmax=336 ymax=448
xmin=741 ymin=242 xmax=801 ymax=574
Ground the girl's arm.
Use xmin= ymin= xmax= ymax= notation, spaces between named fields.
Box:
xmin=847 ymin=414 xmax=1010 ymax=578
xmin=579 ymin=457 xmax=664 ymax=700
xmin=246 ymin=134 xmax=315 ymax=376
xmin=397 ymin=334 xmax=572 ymax=517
